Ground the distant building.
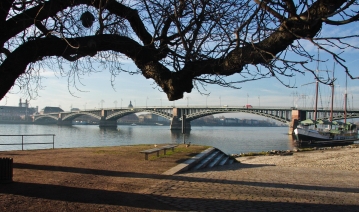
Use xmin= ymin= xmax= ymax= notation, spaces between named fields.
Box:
xmin=118 ymin=113 xmax=139 ymax=123
xmin=40 ymin=107 xmax=64 ymax=114
xmin=128 ymin=101 xmax=133 ymax=108
xmin=71 ymin=108 xmax=80 ymax=112
xmin=137 ymin=114 xmax=167 ymax=124
xmin=0 ymin=99 xmax=38 ymax=121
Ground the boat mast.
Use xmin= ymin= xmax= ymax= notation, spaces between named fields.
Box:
xmin=344 ymin=74 xmax=347 ymax=124
xmin=330 ymin=64 xmax=335 ymax=128
xmin=314 ymin=78 xmax=319 ymax=124
xmin=314 ymin=49 xmax=319 ymax=126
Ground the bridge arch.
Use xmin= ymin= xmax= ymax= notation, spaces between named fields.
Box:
xmin=34 ymin=114 xmax=58 ymax=122
xmin=61 ymin=112 xmax=101 ymax=121
xmin=105 ymin=108 xmax=172 ymax=121
xmin=181 ymin=108 xmax=291 ymax=124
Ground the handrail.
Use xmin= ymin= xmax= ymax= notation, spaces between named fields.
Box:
xmin=0 ymin=134 xmax=55 ymax=150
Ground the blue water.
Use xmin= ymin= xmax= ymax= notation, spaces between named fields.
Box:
xmin=0 ymin=124 xmax=294 ymax=154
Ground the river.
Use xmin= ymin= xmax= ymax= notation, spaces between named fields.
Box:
xmin=0 ymin=124 xmax=298 ymax=154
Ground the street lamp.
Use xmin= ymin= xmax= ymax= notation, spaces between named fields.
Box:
xmin=247 ymin=93 xmax=249 ymax=106
xmin=100 ymin=100 xmax=104 ymax=109
xmin=219 ymin=96 xmax=221 ymax=107
xmin=258 ymin=96 xmax=260 ymax=107
xmin=121 ymin=99 xmax=123 ymax=109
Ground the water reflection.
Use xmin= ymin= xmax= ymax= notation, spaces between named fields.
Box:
xmin=170 ymin=130 xmax=191 ymax=144
xmin=287 ymin=134 xmax=296 ymax=149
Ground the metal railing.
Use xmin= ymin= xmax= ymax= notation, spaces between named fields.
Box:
xmin=0 ymin=134 xmax=55 ymax=150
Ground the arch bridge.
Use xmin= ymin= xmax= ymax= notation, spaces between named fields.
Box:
xmin=33 ymin=106 xmax=359 ymax=134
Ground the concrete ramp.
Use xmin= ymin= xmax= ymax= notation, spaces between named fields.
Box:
xmin=163 ymin=147 xmax=236 ymax=175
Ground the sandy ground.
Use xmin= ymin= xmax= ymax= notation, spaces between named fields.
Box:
xmin=237 ymin=146 xmax=359 ymax=171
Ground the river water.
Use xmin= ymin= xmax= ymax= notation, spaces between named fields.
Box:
xmin=0 ymin=124 xmax=297 ymax=154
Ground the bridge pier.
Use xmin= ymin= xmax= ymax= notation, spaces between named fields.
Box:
xmin=98 ymin=110 xmax=118 ymax=128
xmin=170 ymin=108 xmax=191 ymax=131
xmin=170 ymin=117 xmax=191 ymax=131
xmin=99 ymin=120 xmax=117 ymax=127
xmin=57 ymin=119 xmax=72 ymax=126
xmin=289 ymin=110 xmax=306 ymax=135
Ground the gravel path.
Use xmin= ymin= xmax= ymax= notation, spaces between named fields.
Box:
xmin=143 ymin=147 xmax=359 ymax=212
xmin=238 ymin=147 xmax=359 ymax=171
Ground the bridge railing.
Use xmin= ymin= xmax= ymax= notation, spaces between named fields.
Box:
xmin=48 ymin=106 xmax=359 ymax=113
xmin=0 ymin=134 xmax=55 ymax=150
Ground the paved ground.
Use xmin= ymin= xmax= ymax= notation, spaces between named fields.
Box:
xmin=143 ymin=148 xmax=359 ymax=212
xmin=1 ymin=146 xmax=359 ymax=211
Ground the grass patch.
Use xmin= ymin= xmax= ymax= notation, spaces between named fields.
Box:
xmin=238 ymin=151 xmax=268 ymax=157
xmin=148 ymin=144 xmax=209 ymax=160
xmin=93 ymin=144 xmax=156 ymax=155
xmin=94 ymin=150 xmax=121 ymax=154
xmin=298 ymin=148 xmax=315 ymax=152
xmin=92 ymin=144 xmax=209 ymax=160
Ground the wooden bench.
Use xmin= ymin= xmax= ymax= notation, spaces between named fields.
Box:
xmin=140 ymin=145 xmax=177 ymax=160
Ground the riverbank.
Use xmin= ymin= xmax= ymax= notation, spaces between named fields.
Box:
xmin=1 ymin=144 xmax=359 ymax=211
xmin=237 ymin=144 xmax=359 ymax=171
xmin=231 ymin=144 xmax=359 ymax=157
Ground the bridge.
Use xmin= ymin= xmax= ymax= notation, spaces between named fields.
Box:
xmin=33 ymin=106 xmax=359 ymax=134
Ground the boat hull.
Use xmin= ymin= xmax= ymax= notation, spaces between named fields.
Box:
xmin=294 ymin=128 xmax=358 ymax=147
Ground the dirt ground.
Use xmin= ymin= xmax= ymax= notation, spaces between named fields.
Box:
xmin=0 ymin=144 xmax=208 ymax=212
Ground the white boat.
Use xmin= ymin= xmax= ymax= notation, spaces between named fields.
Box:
xmin=131 ymin=123 xmax=137 ymax=126
xmin=294 ymin=65 xmax=358 ymax=147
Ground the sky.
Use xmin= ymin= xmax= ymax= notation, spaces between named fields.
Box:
xmin=1 ymin=24 xmax=359 ymax=118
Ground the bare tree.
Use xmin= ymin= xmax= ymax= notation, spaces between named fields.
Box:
xmin=0 ymin=0 xmax=358 ymax=101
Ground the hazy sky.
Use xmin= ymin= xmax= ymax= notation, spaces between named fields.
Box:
xmin=1 ymin=24 xmax=359 ymax=114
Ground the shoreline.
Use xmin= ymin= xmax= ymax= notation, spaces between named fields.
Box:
xmin=231 ymin=143 xmax=359 ymax=157
xmin=236 ymin=144 xmax=359 ymax=172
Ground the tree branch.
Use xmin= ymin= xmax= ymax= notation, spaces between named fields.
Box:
xmin=253 ymin=0 xmax=284 ymax=20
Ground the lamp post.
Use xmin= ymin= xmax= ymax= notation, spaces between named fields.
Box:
xmin=100 ymin=100 xmax=104 ymax=109
xmin=258 ymin=96 xmax=260 ymax=107
xmin=290 ymin=91 xmax=298 ymax=108
xmin=121 ymin=99 xmax=123 ymax=109
xmin=247 ymin=94 xmax=249 ymax=106
xmin=219 ymin=96 xmax=221 ymax=107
